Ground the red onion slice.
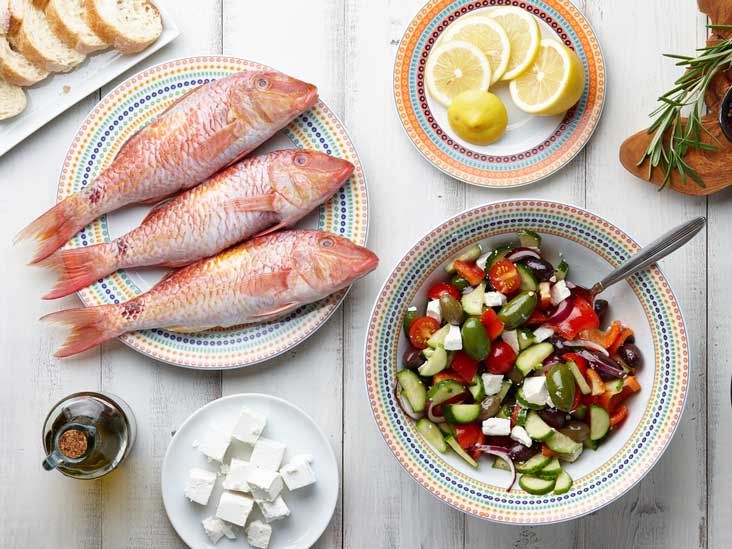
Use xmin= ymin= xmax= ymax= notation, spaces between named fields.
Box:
xmin=394 ymin=382 xmax=424 ymax=420
xmin=505 ymin=247 xmax=542 ymax=262
xmin=472 ymin=445 xmax=516 ymax=491
xmin=546 ymin=296 xmax=574 ymax=324
xmin=427 ymin=401 xmax=446 ymax=424
xmin=576 ymin=349 xmax=625 ymax=379
xmin=563 ymin=339 xmax=609 ymax=356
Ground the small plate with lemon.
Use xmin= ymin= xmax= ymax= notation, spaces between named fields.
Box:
xmin=394 ymin=0 xmax=605 ymax=188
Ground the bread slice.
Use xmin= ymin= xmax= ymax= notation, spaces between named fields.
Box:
xmin=8 ymin=0 xmax=29 ymax=35
xmin=0 ymin=35 xmax=47 ymax=85
xmin=85 ymin=0 xmax=161 ymax=54
xmin=32 ymin=0 xmax=48 ymax=7
xmin=0 ymin=76 xmax=26 ymax=119
xmin=13 ymin=4 xmax=85 ymax=72
xmin=0 ymin=0 xmax=10 ymax=35
xmin=46 ymin=0 xmax=107 ymax=53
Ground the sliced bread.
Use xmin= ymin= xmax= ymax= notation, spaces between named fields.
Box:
xmin=8 ymin=0 xmax=29 ymax=35
xmin=0 ymin=76 xmax=26 ymax=119
xmin=85 ymin=0 xmax=161 ymax=54
xmin=13 ymin=4 xmax=85 ymax=72
xmin=32 ymin=0 xmax=48 ymax=7
xmin=0 ymin=35 xmax=47 ymax=85
xmin=46 ymin=0 xmax=107 ymax=53
xmin=0 ymin=0 xmax=10 ymax=35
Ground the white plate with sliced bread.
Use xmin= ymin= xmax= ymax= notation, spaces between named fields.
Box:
xmin=0 ymin=0 xmax=178 ymax=157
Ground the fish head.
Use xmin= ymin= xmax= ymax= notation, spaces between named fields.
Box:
xmin=269 ymin=150 xmax=354 ymax=222
xmin=292 ymin=231 xmax=378 ymax=293
xmin=233 ymin=70 xmax=318 ymax=125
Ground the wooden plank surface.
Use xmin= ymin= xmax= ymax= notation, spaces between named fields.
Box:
xmin=0 ymin=1 xmax=724 ymax=548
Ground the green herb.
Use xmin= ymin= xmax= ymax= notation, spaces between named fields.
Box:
xmin=638 ymin=25 xmax=732 ymax=190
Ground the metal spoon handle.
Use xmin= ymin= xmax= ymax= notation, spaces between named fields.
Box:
xmin=591 ymin=217 xmax=706 ymax=295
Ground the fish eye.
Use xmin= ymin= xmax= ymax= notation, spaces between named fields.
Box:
xmin=295 ymin=154 xmax=308 ymax=166
xmin=320 ymin=238 xmax=334 ymax=248
xmin=256 ymin=78 xmax=269 ymax=90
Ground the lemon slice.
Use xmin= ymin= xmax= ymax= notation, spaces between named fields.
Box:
xmin=426 ymin=40 xmax=491 ymax=107
xmin=488 ymin=6 xmax=540 ymax=80
xmin=509 ymin=39 xmax=585 ymax=116
xmin=442 ymin=16 xmax=510 ymax=83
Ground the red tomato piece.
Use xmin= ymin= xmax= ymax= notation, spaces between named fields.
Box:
xmin=488 ymin=260 xmax=521 ymax=295
xmin=433 ymin=370 xmax=466 ymax=385
xmin=526 ymin=309 xmax=549 ymax=327
xmin=480 ymin=308 xmax=505 ymax=340
xmin=485 ymin=341 xmax=516 ymax=375
xmin=469 ymin=431 xmax=486 ymax=460
xmin=407 ymin=316 xmax=440 ymax=349
xmin=454 ymin=260 xmax=486 ymax=286
xmin=562 ymin=352 xmax=588 ymax=378
xmin=510 ymin=402 xmax=521 ymax=427
xmin=549 ymin=296 xmax=599 ymax=339
xmin=450 ymin=351 xmax=480 ymax=384
xmin=427 ymin=282 xmax=460 ymax=300
xmin=455 ymin=423 xmax=482 ymax=449
xmin=541 ymin=443 xmax=560 ymax=457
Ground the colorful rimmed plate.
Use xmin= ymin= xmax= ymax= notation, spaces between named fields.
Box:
xmin=56 ymin=56 xmax=369 ymax=369
xmin=365 ymin=200 xmax=688 ymax=523
xmin=393 ymin=0 xmax=605 ymax=187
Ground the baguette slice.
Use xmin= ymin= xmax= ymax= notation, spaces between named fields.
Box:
xmin=8 ymin=0 xmax=29 ymax=35
xmin=85 ymin=0 xmax=161 ymax=54
xmin=0 ymin=35 xmax=47 ymax=85
xmin=13 ymin=5 xmax=85 ymax=72
xmin=46 ymin=0 xmax=107 ymax=53
xmin=0 ymin=76 xmax=26 ymax=119
xmin=32 ymin=0 xmax=48 ymax=7
xmin=0 ymin=0 xmax=10 ymax=35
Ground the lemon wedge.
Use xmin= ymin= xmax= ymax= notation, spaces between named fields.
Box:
xmin=488 ymin=6 xmax=540 ymax=80
xmin=509 ymin=39 xmax=585 ymax=116
xmin=426 ymin=40 xmax=491 ymax=107
xmin=442 ymin=16 xmax=511 ymax=83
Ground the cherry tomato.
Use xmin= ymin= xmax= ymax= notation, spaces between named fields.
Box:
xmin=455 ymin=423 xmax=482 ymax=449
xmin=488 ymin=260 xmax=521 ymax=295
xmin=453 ymin=260 xmax=486 ymax=286
xmin=433 ymin=370 xmax=466 ymax=385
xmin=427 ymin=282 xmax=461 ymax=301
xmin=450 ymin=351 xmax=480 ymax=384
xmin=485 ymin=341 xmax=517 ymax=375
xmin=480 ymin=308 xmax=505 ymax=340
xmin=549 ymin=296 xmax=599 ymax=339
xmin=407 ymin=316 xmax=440 ymax=349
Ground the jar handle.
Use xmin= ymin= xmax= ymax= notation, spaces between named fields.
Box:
xmin=42 ymin=450 xmax=64 ymax=471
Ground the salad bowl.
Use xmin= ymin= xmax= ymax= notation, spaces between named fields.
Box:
xmin=364 ymin=200 xmax=688 ymax=523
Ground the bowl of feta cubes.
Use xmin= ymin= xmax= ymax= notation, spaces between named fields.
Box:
xmin=364 ymin=200 xmax=689 ymax=524
xmin=161 ymin=393 xmax=338 ymax=548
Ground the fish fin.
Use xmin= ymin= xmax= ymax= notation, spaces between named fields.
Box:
xmin=202 ymin=121 xmax=244 ymax=160
xmin=254 ymin=221 xmax=287 ymax=238
xmin=250 ymin=302 xmax=298 ymax=320
xmin=39 ymin=245 xmax=116 ymax=300
xmin=166 ymin=325 xmax=216 ymax=334
xmin=41 ymin=306 xmax=123 ymax=358
xmin=245 ymin=270 xmax=291 ymax=295
xmin=141 ymin=197 xmax=175 ymax=222
xmin=231 ymin=193 xmax=276 ymax=213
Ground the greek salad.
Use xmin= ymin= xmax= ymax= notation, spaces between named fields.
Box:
xmin=395 ymin=231 xmax=643 ymax=495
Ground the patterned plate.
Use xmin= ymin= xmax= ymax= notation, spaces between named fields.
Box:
xmin=365 ymin=200 xmax=688 ymax=523
xmin=57 ymin=56 xmax=369 ymax=369
xmin=394 ymin=0 xmax=605 ymax=187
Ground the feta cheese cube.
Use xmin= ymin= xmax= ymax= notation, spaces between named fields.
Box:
xmin=426 ymin=299 xmax=441 ymax=323
xmin=250 ymin=438 xmax=287 ymax=471
xmin=246 ymin=466 xmax=283 ymax=502
xmin=280 ymin=454 xmax=316 ymax=491
xmin=476 ymin=251 xmax=491 ymax=271
xmin=511 ymin=425 xmax=533 ymax=447
xmin=481 ymin=373 xmax=504 ymax=396
xmin=231 ymin=407 xmax=267 ymax=445
xmin=550 ymin=279 xmax=571 ymax=306
xmin=532 ymin=325 xmax=555 ymax=343
xmin=484 ymin=291 xmax=507 ymax=307
xmin=257 ymin=495 xmax=291 ymax=523
xmin=522 ymin=376 xmax=549 ymax=406
xmin=482 ymin=417 xmax=511 ymax=436
xmin=501 ymin=330 xmax=519 ymax=354
xmin=184 ymin=468 xmax=217 ymax=505
xmin=246 ymin=520 xmax=272 ymax=549
xmin=199 ymin=426 xmax=231 ymax=462
xmin=443 ymin=324 xmax=462 ymax=351
xmin=215 ymin=491 xmax=254 ymax=526
xmin=201 ymin=516 xmax=236 ymax=544
xmin=223 ymin=458 xmax=254 ymax=492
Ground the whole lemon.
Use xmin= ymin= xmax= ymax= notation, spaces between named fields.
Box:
xmin=448 ymin=89 xmax=508 ymax=146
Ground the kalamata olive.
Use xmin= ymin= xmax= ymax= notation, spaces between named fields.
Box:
xmin=506 ymin=367 xmax=524 ymax=385
xmin=439 ymin=294 xmax=464 ymax=325
xmin=402 ymin=347 xmax=424 ymax=369
xmin=593 ymin=299 xmax=609 ymax=324
xmin=617 ymin=343 xmax=643 ymax=369
xmin=519 ymin=257 xmax=554 ymax=282
xmin=538 ymin=408 xmax=567 ymax=429
xmin=479 ymin=395 xmax=502 ymax=420
xmin=508 ymin=441 xmax=541 ymax=462
xmin=559 ymin=420 xmax=590 ymax=443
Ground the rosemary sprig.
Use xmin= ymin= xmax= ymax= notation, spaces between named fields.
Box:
xmin=637 ymin=25 xmax=732 ymax=189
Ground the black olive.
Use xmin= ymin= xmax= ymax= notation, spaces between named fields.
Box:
xmin=519 ymin=257 xmax=555 ymax=282
xmin=538 ymin=408 xmax=567 ymax=429
xmin=402 ymin=347 xmax=423 ymax=369
xmin=593 ymin=299 xmax=609 ymax=324
xmin=508 ymin=441 xmax=541 ymax=462
xmin=617 ymin=343 xmax=643 ymax=369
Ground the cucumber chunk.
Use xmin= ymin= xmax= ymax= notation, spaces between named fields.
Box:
xmin=555 ymin=259 xmax=569 ymax=281
xmin=525 ymin=411 xmax=556 ymax=441
xmin=553 ymin=470 xmax=573 ymax=494
xmin=604 ymin=378 xmax=624 ymax=394
xmin=518 ymin=230 xmax=542 ymax=248
xmin=443 ymin=403 xmax=481 ymax=424
xmin=558 ymin=445 xmax=583 ymax=463
xmin=445 ymin=244 xmax=483 ymax=273
xmin=515 ymin=342 xmax=554 ymax=376
xmin=483 ymin=245 xmax=513 ymax=270
xmin=517 ymin=328 xmax=535 ymax=351
xmin=519 ymin=474 xmax=556 ymax=495
xmin=545 ymin=430 xmax=582 ymax=455
xmin=516 ymin=263 xmax=538 ymax=291
xmin=468 ymin=374 xmax=485 ymax=401
xmin=416 ymin=418 xmax=447 ymax=452
xmin=515 ymin=407 xmax=529 ymax=427
xmin=438 ymin=422 xmax=456 ymax=436
xmin=493 ymin=456 xmax=511 ymax=471
xmin=427 ymin=324 xmax=451 ymax=348
xmin=589 ymin=404 xmax=610 ymax=441
xmin=535 ymin=457 xmax=561 ymax=479
xmin=427 ymin=379 xmax=466 ymax=405
xmin=461 ymin=282 xmax=486 ymax=316
xmin=515 ymin=453 xmax=550 ymax=474
xmin=418 ymin=346 xmax=447 ymax=376
xmin=445 ymin=435 xmax=478 ymax=468
xmin=397 ymin=370 xmax=427 ymax=413
xmin=567 ymin=360 xmax=591 ymax=395
xmin=496 ymin=380 xmax=513 ymax=403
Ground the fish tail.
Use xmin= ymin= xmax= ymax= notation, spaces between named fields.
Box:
xmin=42 ymin=306 xmax=124 ymax=358
xmin=15 ymin=195 xmax=91 ymax=264
xmin=39 ymin=244 xmax=118 ymax=300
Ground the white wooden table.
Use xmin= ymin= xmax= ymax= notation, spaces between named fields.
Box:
xmin=0 ymin=0 xmax=728 ymax=547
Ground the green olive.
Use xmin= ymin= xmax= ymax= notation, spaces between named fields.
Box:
xmin=461 ymin=317 xmax=491 ymax=361
xmin=497 ymin=291 xmax=538 ymax=330
xmin=546 ymin=363 xmax=576 ymax=412
xmin=439 ymin=294 xmax=464 ymax=325
xmin=450 ymin=274 xmax=470 ymax=292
